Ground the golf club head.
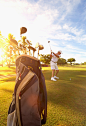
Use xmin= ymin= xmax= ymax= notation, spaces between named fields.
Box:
xmin=10 ymin=39 xmax=18 ymax=47
xmin=39 ymin=45 xmax=44 ymax=50
xmin=20 ymin=27 xmax=27 ymax=35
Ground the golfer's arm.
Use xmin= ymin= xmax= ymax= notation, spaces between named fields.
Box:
xmin=50 ymin=54 xmax=52 ymax=58
xmin=50 ymin=51 xmax=53 ymax=57
xmin=53 ymin=52 xmax=59 ymax=58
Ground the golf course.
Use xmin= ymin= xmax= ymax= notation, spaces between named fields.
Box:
xmin=0 ymin=65 xmax=86 ymax=126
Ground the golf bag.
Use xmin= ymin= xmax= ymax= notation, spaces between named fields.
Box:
xmin=7 ymin=54 xmax=47 ymax=126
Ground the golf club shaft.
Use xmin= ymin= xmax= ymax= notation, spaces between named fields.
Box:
xmin=49 ymin=43 xmax=51 ymax=52
xmin=48 ymin=41 xmax=52 ymax=53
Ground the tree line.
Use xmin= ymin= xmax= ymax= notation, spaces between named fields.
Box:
xmin=39 ymin=54 xmax=76 ymax=65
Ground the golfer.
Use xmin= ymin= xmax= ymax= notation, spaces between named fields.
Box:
xmin=50 ymin=50 xmax=62 ymax=81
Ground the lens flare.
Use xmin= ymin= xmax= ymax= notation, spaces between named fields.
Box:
xmin=0 ymin=48 xmax=4 ymax=61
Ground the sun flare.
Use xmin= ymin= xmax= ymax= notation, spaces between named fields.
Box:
xmin=0 ymin=48 xmax=4 ymax=61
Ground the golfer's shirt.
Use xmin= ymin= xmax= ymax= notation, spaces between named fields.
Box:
xmin=51 ymin=54 xmax=58 ymax=64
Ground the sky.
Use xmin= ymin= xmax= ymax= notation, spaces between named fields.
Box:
xmin=0 ymin=0 xmax=86 ymax=63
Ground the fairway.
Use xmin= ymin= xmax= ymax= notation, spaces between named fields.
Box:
xmin=0 ymin=66 xmax=86 ymax=126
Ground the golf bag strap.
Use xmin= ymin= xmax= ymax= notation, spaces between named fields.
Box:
xmin=16 ymin=62 xmax=24 ymax=82
xmin=16 ymin=62 xmax=26 ymax=83
xmin=16 ymin=70 xmax=35 ymax=126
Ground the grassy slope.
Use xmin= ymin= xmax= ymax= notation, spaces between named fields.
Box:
xmin=0 ymin=81 xmax=15 ymax=126
xmin=0 ymin=66 xmax=16 ymax=77
xmin=0 ymin=65 xmax=86 ymax=126
xmin=43 ymin=66 xmax=86 ymax=126
xmin=0 ymin=67 xmax=16 ymax=126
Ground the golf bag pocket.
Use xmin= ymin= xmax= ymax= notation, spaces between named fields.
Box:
xmin=16 ymin=70 xmax=41 ymax=126
xmin=7 ymin=110 xmax=17 ymax=126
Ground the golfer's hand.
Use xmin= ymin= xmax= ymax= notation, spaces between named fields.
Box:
xmin=51 ymin=50 xmax=53 ymax=54
xmin=59 ymin=54 xmax=61 ymax=57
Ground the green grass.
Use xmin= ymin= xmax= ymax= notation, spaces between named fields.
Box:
xmin=0 ymin=67 xmax=16 ymax=126
xmin=0 ymin=65 xmax=86 ymax=126
xmin=0 ymin=81 xmax=15 ymax=126
xmin=0 ymin=66 xmax=16 ymax=76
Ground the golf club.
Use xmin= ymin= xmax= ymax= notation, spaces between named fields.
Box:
xmin=48 ymin=41 xmax=52 ymax=53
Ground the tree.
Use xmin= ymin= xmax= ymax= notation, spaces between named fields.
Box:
xmin=67 ymin=58 xmax=76 ymax=65
xmin=57 ymin=58 xmax=67 ymax=65
xmin=84 ymin=62 xmax=86 ymax=65
xmin=0 ymin=31 xmax=1 ymax=35
xmin=40 ymin=54 xmax=51 ymax=64
xmin=7 ymin=33 xmax=16 ymax=67
xmin=0 ymin=33 xmax=19 ymax=67
xmin=8 ymin=33 xmax=15 ymax=40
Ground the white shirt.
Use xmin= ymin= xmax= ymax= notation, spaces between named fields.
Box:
xmin=51 ymin=53 xmax=59 ymax=63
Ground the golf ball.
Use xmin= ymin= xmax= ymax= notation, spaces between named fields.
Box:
xmin=70 ymin=78 xmax=71 ymax=80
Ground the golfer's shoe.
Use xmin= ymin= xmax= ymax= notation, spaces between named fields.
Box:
xmin=51 ymin=77 xmax=57 ymax=81
xmin=54 ymin=76 xmax=59 ymax=79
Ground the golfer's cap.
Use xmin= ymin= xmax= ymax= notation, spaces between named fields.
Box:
xmin=48 ymin=41 xmax=50 ymax=43
xmin=58 ymin=50 xmax=63 ymax=54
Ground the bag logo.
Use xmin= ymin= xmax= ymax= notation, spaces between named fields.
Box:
xmin=28 ymin=66 xmax=33 ymax=70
